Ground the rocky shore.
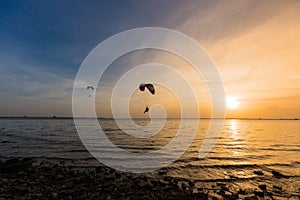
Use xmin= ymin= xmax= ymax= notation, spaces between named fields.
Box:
xmin=0 ymin=158 xmax=300 ymax=199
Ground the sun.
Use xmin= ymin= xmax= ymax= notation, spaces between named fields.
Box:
xmin=226 ymin=97 xmax=239 ymax=109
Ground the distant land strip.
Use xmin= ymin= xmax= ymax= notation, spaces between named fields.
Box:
xmin=0 ymin=116 xmax=299 ymax=120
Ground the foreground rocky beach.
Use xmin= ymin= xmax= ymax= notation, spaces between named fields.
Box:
xmin=1 ymin=158 xmax=300 ymax=200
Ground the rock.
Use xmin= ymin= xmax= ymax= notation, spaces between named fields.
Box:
xmin=230 ymin=193 xmax=239 ymax=199
xmin=115 ymin=172 xmax=121 ymax=179
xmin=244 ymin=195 xmax=258 ymax=200
xmin=254 ymin=170 xmax=264 ymax=176
xmin=181 ymin=183 xmax=187 ymax=191
xmin=60 ymin=189 xmax=75 ymax=195
xmin=210 ymin=193 xmax=223 ymax=200
xmin=18 ymin=187 xmax=28 ymax=195
xmin=221 ymin=185 xmax=229 ymax=191
xmin=258 ymin=184 xmax=267 ymax=191
xmin=273 ymin=185 xmax=282 ymax=190
xmin=137 ymin=182 xmax=146 ymax=188
xmin=163 ymin=176 xmax=172 ymax=182
xmin=196 ymin=191 xmax=208 ymax=199
xmin=272 ymin=170 xmax=288 ymax=178
xmin=238 ymin=189 xmax=247 ymax=195
xmin=216 ymin=182 xmax=226 ymax=187
xmin=52 ymin=192 xmax=58 ymax=198
xmin=158 ymin=170 xmax=167 ymax=175
xmin=218 ymin=189 xmax=225 ymax=195
xmin=0 ymin=158 xmax=32 ymax=173
xmin=2 ymin=178 xmax=8 ymax=183
xmin=223 ymin=191 xmax=232 ymax=198
xmin=95 ymin=166 xmax=102 ymax=174
xmin=5 ymin=158 xmax=19 ymax=164
xmin=254 ymin=190 xmax=264 ymax=197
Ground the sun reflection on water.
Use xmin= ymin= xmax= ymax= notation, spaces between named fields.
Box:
xmin=228 ymin=120 xmax=243 ymax=158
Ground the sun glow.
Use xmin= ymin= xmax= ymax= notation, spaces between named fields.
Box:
xmin=226 ymin=97 xmax=239 ymax=109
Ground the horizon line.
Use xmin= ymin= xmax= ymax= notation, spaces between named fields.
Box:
xmin=0 ymin=116 xmax=299 ymax=120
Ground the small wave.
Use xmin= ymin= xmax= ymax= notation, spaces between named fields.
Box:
xmin=118 ymin=147 xmax=159 ymax=152
xmin=259 ymin=147 xmax=300 ymax=152
xmin=264 ymin=163 xmax=295 ymax=167
xmin=206 ymin=156 xmax=246 ymax=161
xmin=224 ymin=146 xmax=246 ymax=150
xmin=271 ymin=144 xmax=300 ymax=147
xmin=104 ymin=128 xmax=121 ymax=132
xmin=193 ymin=176 xmax=260 ymax=183
xmin=63 ymin=149 xmax=89 ymax=153
xmin=171 ymin=163 xmax=260 ymax=170
xmin=183 ymin=150 xmax=217 ymax=154
xmin=1 ymin=140 xmax=16 ymax=144
xmin=200 ymin=136 xmax=226 ymax=140
xmin=3 ymin=134 xmax=58 ymax=143
xmin=174 ymin=157 xmax=205 ymax=164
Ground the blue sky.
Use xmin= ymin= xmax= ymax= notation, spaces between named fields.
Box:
xmin=0 ymin=1 xmax=182 ymax=77
xmin=1 ymin=0 xmax=300 ymax=118
xmin=0 ymin=0 xmax=189 ymax=116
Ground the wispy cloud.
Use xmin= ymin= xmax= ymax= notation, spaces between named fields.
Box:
xmin=0 ymin=51 xmax=73 ymax=101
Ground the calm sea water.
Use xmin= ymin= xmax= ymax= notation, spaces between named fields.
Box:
xmin=1 ymin=118 xmax=300 ymax=187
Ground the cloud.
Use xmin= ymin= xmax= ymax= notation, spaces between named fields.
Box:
xmin=0 ymin=52 xmax=73 ymax=102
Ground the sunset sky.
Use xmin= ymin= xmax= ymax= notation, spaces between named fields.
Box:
xmin=0 ymin=0 xmax=299 ymax=118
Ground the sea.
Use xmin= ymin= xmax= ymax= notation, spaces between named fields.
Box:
xmin=1 ymin=118 xmax=300 ymax=192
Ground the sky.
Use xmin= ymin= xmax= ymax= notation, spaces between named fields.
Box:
xmin=0 ymin=0 xmax=299 ymax=118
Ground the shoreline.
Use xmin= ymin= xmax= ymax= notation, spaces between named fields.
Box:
xmin=1 ymin=158 xmax=299 ymax=199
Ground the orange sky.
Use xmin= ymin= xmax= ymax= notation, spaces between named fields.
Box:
xmin=175 ymin=0 xmax=300 ymax=118
xmin=105 ymin=0 xmax=300 ymax=119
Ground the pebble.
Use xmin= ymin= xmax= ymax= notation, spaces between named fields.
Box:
xmin=272 ymin=170 xmax=287 ymax=178
xmin=254 ymin=190 xmax=265 ymax=197
xmin=254 ymin=170 xmax=264 ymax=176
xmin=258 ymin=184 xmax=267 ymax=191
xmin=52 ymin=192 xmax=58 ymax=197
